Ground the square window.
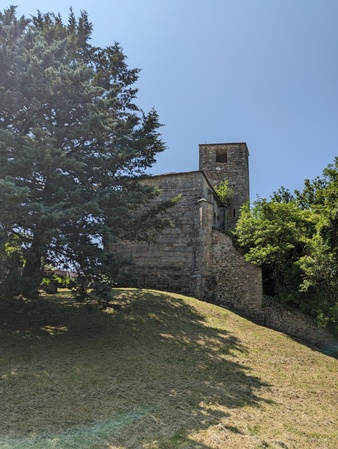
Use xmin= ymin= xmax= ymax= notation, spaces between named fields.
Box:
xmin=216 ymin=149 xmax=227 ymax=163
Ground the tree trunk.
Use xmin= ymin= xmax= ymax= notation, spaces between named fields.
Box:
xmin=21 ymin=235 xmax=44 ymax=298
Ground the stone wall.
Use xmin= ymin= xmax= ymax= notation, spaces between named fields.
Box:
xmin=112 ymin=170 xmax=263 ymax=313
xmin=112 ymin=171 xmax=219 ymax=296
xmin=211 ymin=229 xmax=263 ymax=315
xmin=262 ymin=299 xmax=337 ymax=350
xmin=199 ymin=142 xmax=249 ymax=229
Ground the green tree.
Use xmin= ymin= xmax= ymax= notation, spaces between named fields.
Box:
xmin=214 ymin=180 xmax=233 ymax=206
xmin=234 ymin=158 xmax=338 ymax=331
xmin=234 ymin=199 xmax=314 ymax=298
xmin=0 ymin=6 xmax=173 ymax=298
xmin=295 ymin=158 xmax=338 ymax=328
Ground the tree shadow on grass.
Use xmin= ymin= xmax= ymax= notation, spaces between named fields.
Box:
xmin=0 ymin=289 xmax=273 ymax=449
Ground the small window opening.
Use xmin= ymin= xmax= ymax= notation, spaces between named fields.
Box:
xmin=216 ymin=149 xmax=227 ymax=163
xmin=233 ymin=209 xmax=236 ymax=218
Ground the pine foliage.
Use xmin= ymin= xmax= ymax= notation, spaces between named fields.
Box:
xmin=0 ymin=6 xmax=172 ymax=298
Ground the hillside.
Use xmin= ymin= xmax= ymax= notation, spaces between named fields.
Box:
xmin=0 ymin=289 xmax=337 ymax=449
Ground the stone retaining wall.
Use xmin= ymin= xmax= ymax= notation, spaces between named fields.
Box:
xmin=262 ymin=299 xmax=337 ymax=350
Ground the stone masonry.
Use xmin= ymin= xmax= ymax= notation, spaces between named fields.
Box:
xmin=199 ymin=142 xmax=249 ymax=229
xmin=112 ymin=142 xmax=263 ymax=315
xmin=111 ymin=142 xmax=338 ymax=348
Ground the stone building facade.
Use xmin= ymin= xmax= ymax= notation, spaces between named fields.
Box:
xmin=113 ymin=142 xmax=262 ymax=315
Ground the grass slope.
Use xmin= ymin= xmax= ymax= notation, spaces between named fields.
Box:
xmin=0 ymin=289 xmax=337 ymax=449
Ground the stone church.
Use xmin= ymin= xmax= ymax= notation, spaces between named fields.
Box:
xmin=114 ymin=142 xmax=262 ymax=316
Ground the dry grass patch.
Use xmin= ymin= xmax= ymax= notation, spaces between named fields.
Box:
xmin=0 ymin=288 xmax=337 ymax=449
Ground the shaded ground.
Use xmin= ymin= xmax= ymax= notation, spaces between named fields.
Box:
xmin=0 ymin=289 xmax=337 ymax=449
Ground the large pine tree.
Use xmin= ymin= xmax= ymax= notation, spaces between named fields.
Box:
xmin=0 ymin=6 xmax=171 ymax=298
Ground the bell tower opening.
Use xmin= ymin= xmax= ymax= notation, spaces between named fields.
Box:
xmin=216 ymin=148 xmax=227 ymax=163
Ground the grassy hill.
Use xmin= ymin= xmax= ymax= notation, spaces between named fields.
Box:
xmin=0 ymin=289 xmax=337 ymax=449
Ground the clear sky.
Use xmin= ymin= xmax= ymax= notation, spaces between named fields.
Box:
xmin=10 ymin=0 xmax=338 ymax=200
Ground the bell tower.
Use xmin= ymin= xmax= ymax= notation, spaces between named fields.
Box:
xmin=199 ymin=142 xmax=249 ymax=228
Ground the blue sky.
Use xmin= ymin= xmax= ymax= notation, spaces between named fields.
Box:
xmin=11 ymin=0 xmax=338 ymax=200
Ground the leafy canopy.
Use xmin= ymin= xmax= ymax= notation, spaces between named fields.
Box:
xmin=234 ymin=158 xmax=338 ymax=331
xmin=214 ymin=180 xmax=233 ymax=205
xmin=0 ymin=6 xmax=174 ymax=298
